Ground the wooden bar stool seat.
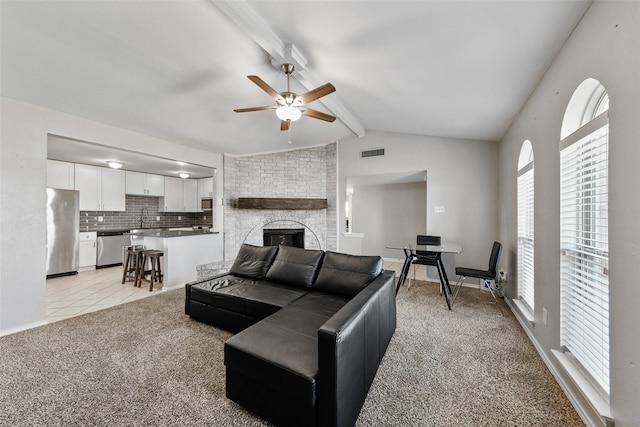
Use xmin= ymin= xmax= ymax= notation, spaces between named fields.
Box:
xmin=121 ymin=247 xmax=143 ymax=285
xmin=136 ymin=249 xmax=163 ymax=292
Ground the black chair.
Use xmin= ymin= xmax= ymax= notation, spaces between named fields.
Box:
xmin=410 ymin=235 xmax=441 ymax=288
xmin=452 ymin=241 xmax=502 ymax=306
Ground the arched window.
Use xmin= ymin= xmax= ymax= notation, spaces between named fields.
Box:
xmin=517 ymin=140 xmax=534 ymax=312
xmin=559 ymin=78 xmax=610 ymax=396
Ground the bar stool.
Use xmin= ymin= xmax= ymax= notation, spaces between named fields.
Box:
xmin=136 ymin=249 xmax=163 ymax=291
xmin=121 ymin=247 xmax=144 ymax=285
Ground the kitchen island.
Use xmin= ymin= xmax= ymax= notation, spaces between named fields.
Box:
xmin=132 ymin=229 xmax=221 ymax=291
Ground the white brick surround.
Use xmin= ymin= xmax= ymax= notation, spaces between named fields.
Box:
xmin=223 ymin=143 xmax=337 ymax=260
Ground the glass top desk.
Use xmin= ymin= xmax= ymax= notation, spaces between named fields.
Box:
xmin=386 ymin=242 xmax=462 ymax=310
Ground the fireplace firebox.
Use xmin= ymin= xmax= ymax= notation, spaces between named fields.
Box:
xmin=263 ymin=228 xmax=305 ymax=248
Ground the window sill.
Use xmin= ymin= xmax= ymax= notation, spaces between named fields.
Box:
xmin=512 ymin=298 xmax=535 ymax=326
xmin=551 ymin=349 xmax=613 ymax=426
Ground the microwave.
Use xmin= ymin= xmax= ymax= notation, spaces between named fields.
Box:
xmin=201 ymin=198 xmax=213 ymax=211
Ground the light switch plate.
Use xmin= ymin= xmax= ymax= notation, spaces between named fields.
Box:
xmin=435 ymin=206 xmax=445 ymax=213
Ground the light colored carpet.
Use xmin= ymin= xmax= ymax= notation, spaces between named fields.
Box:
xmin=0 ymin=281 xmax=583 ymax=426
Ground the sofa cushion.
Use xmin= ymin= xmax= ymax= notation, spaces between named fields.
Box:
xmin=265 ymin=245 xmax=324 ymax=288
xmin=287 ymin=291 xmax=349 ymax=318
xmin=313 ymin=251 xmax=384 ymax=297
xmin=225 ymin=306 xmax=332 ymax=407
xmin=229 ymin=244 xmax=278 ymax=279
xmin=190 ymin=275 xmax=309 ymax=319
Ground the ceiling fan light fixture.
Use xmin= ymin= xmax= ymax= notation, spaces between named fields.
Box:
xmin=178 ymin=172 xmax=190 ymax=179
xmin=276 ymin=105 xmax=301 ymax=122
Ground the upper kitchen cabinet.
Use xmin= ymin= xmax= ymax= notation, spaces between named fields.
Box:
xmin=126 ymin=171 xmax=164 ymax=196
xmin=47 ymin=159 xmax=75 ymax=190
xmin=198 ymin=177 xmax=215 ymax=199
xmin=159 ymin=177 xmax=198 ymax=212
xmin=183 ymin=179 xmax=198 ymax=212
xmin=74 ymin=164 xmax=126 ymax=211
xmin=161 ymin=176 xmax=184 ymax=212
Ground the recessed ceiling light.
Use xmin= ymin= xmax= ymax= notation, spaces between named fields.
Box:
xmin=176 ymin=161 xmax=187 ymax=166
xmin=107 ymin=161 xmax=124 ymax=169
xmin=178 ymin=172 xmax=190 ymax=179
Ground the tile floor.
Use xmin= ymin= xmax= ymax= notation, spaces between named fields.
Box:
xmin=44 ymin=258 xmax=418 ymax=324
xmin=46 ymin=266 xmax=161 ymax=324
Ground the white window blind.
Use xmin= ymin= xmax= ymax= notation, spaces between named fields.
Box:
xmin=559 ymin=112 xmax=609 ymax=396
xmin=517 ymin=162 xmax=534 ymax=311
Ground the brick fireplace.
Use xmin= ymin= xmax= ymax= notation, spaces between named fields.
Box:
xmin=223 ymin=143 xmax=337 ymax=260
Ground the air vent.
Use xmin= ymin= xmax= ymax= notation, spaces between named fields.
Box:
xmin=361 ymin=148 xmax=385 ymax=158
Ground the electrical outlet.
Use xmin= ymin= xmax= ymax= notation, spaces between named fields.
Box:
xmin=156 ymin=216 xmax=160 ymax=221
xmin=542 ymin=308 xmax=548 ymax=326
xmin=178 ymin=216 xmax=181 ymax=220
xmin=203 ymin=216 xmax=207 ymax=220
xmin=97 ymin=216 xmax=103 ymax=222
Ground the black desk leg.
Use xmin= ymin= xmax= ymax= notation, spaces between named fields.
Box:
xmin=396 ymin=250 xmax=413 ymax=295
xmin=439 ymin=258 xmax=453 ymax=294
xmin=435 ymin=255 xmax=452 ymax=310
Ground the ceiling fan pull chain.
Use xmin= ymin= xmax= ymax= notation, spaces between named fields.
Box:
xmin=288 ymin=125 xmax=292 ymax=144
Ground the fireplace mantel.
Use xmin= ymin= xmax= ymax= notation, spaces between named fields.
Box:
xmin=237 ymin=198 xmax=328 ymax=210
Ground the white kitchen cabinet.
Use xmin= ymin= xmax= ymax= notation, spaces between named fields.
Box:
xmin=75 ymin=164 xmax=100 ymax=211
xmin=161 ymin=176 xmax=184 ymax=212
xmin=197 ymin=177 xmax=215 ymax=199
xmin=146 ymin=173 xmax=165 ymax=196
xmin=74 ymin=164 xmax=125 ymax=211
xmin=47 ymin=159 xmax=75 ymax=190
xmin=126 ymin=171 xmax=164 ymax=196
xmin=159 ymin=177 xmax=199 ymax=212
xmin=183 ymin=179 xmax=198 ymax=212
xmin=100 ymin=167 xmax=126 ymax=211
xmin=79 ymin=232 xmax=97 ymax=270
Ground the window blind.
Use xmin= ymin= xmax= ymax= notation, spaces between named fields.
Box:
xmin=517 ymin=162 xmax=534 ymax=311
xmin=559 ymin=114 xmax=609 ymax=396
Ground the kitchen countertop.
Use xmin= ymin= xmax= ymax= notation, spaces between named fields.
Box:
xmin=83 ymin=227 xmax=215 ymax=234
xmin=133 ymin=229 xmax=218 ymax=238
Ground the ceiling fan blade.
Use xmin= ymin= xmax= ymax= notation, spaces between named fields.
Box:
xmin=303 ymin=108 xmax=336 ymax=122
xmin=248 ymin=75 xmax=284 ymax=102
xmin=298 ymin=83 xmax=336 ymax=105
xmin=234 ymin=106 xmax=275 ymax=113
xmin=280 ymin=120 xmax=290 ymax=131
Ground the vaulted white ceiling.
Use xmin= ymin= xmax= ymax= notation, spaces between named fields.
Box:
xmin=1 ymin=0 xmax=592 ymax=156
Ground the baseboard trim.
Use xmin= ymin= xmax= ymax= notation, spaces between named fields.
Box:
xmin=0 ymin=320 xmax=48 ymax=337
xmin=504 ymin=298 xmax=606 ymax=427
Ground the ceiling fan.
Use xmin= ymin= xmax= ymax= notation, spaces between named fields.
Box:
xmin=234 ymin=63 xmax=336 ymax=131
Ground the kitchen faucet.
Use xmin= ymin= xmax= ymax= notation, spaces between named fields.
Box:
xmin=140 ymin=208 xmax=148 ymax=228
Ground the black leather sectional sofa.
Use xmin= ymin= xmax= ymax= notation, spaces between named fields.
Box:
xmin=185 ymin=244 xmax=397 ymax=427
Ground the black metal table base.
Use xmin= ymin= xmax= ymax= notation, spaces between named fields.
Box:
xmin=395 ymin=250 xmax=453 ymax=310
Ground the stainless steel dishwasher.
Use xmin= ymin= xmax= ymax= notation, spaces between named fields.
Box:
xmin=96 ymin=231 xmax=131 ymax=268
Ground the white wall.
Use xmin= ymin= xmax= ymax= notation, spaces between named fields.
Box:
xmin=0 ymin=97 xmax=223 ymax=335
xmin=497 ymin=2 xmax=640 ymax=425
xmin=338 ymin=130 xmax=498 ymax=281
xmin=351 ymin=182 xmax=426 ymax=259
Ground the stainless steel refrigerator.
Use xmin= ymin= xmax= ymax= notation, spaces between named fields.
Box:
xmin=46 ymin=188 xmax=80 ymax=277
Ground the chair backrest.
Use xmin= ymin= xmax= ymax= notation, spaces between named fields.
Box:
xmin=487 ymin=241 xmax=502 ymax=277
xmin=417 ymin=235 xmax=441 ymax=246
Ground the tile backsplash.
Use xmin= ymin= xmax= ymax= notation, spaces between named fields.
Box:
xmin=80 ymin=195 xmax=213 ymax=231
